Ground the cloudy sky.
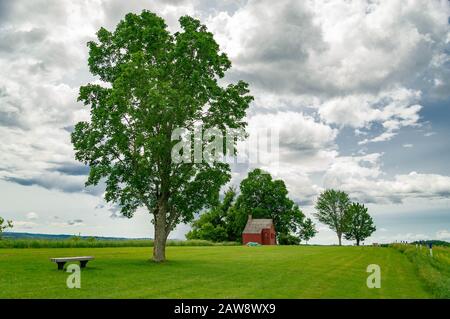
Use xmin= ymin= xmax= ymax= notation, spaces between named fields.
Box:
xmin=1 ymin=0 xmax=449 ymax=244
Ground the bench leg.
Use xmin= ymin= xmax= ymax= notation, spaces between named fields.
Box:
xmin=57 ymin=262 xmax=66 ymax=270
xmin=80 ymin=260 xmax=88 ymax=268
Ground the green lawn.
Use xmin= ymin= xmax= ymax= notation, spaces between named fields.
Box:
xmin=0 ymin=246 xmax=432 ymax=298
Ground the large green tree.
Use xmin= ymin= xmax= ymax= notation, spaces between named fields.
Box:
xmin=227 ymin=169 xmax=305 ymax=241
xmin=314 ymin=189 xmax=351 ymax=246
xmin=344 ymin=203 xmax=376 ymax=246
xmin=72 ymin=11 xmax=252 ymax=262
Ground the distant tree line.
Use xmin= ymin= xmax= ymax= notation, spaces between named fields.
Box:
xmin=411 ymin=240 xmax=450 ymax=247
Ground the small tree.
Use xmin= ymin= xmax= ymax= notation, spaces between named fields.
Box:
xmin=314 ymin=189 xmax=350 ymax=246
xmin=0 ymin=217 xmax=13 ymax=239
xmin=344 ymin=203 xmax=376 ymax=246
xmin=299 ymin=218 xmax=317 ymax=244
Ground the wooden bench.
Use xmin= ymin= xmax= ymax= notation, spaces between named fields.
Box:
xmin=50 ymin=256 xmax=94 ymax=270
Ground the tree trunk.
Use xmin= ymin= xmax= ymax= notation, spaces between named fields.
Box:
xmin=153 ymin=202 xmax=168 ymax=262
xmin=356 ymin=239 xmax=360 ymax=246
xmin=338 ymin=233 xmax=342 ymax=246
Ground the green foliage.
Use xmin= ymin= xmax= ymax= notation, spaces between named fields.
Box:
xmin=71 ymin=10 xmax=252 ymax=261
xmin=299 ymin=218 xmax=317 ymax=244
xmin=277 ymin=217 xmax=318 ymax=245
xmin=223 ymin=205 xmax=247 ymax=242
xmin=186 ymin=223 xmax=228 ymax=242
xmin=392 ymin=244 xmax=450 ymax=298
xmin=344 ymin=203 xmax=376 ymax=245
xmin=0 ymin=217 xmax=13 ymax=239
xmin=278 ymin=233 xmax=301 ymax=245
xmin=228 ymin=169 xmax=305 ymax=241
xmin=87 ymin=237 xmax=97 ymax=243
xmin=70 ymin=234 xmax=82 ymax=242
xmin=314 ymin=189 xmax=351 ymax=245
xmin=186 ymin=188 xmax=236 ymax=242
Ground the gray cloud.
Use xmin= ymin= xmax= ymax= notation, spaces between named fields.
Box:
xmin=323 ymin=154 xmax=450 ymax=204
xmin=4 ymin=175 xmax=82 ymax=193
xmin=0 ymin=87 xmax=27 ymax=129
xmin=95 ymin=202 xmax=126 ymax=219
xmin=210 ymin=0 xmax=450 ymax=98
xmin=52 ymin=163 xmax=90 ymax=176
xmin=0 ymin=28 xmax=47 ymax=54
xmin=3 ymin=174 xmax=103 ymax=195
xmin=0 ymin=0 xmax=13 ymax=20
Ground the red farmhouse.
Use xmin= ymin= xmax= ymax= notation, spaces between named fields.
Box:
xmin=242 ymin=215 xmax=276 ymax=245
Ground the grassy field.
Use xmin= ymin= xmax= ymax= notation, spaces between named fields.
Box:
xmin=0 ymin=245 xmax=439 ymax=299
xmin=392 ymin=244 xmax=450 ymax=298
xmin=0 ymin=238 xmax=238 ymax=249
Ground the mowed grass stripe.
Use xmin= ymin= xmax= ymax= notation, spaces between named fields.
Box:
xmin=0 ymin=246 xmax=432 ymax=298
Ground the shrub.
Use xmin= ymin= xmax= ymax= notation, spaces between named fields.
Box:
xmin=278 ymin=233 xmax=300 ymax=245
